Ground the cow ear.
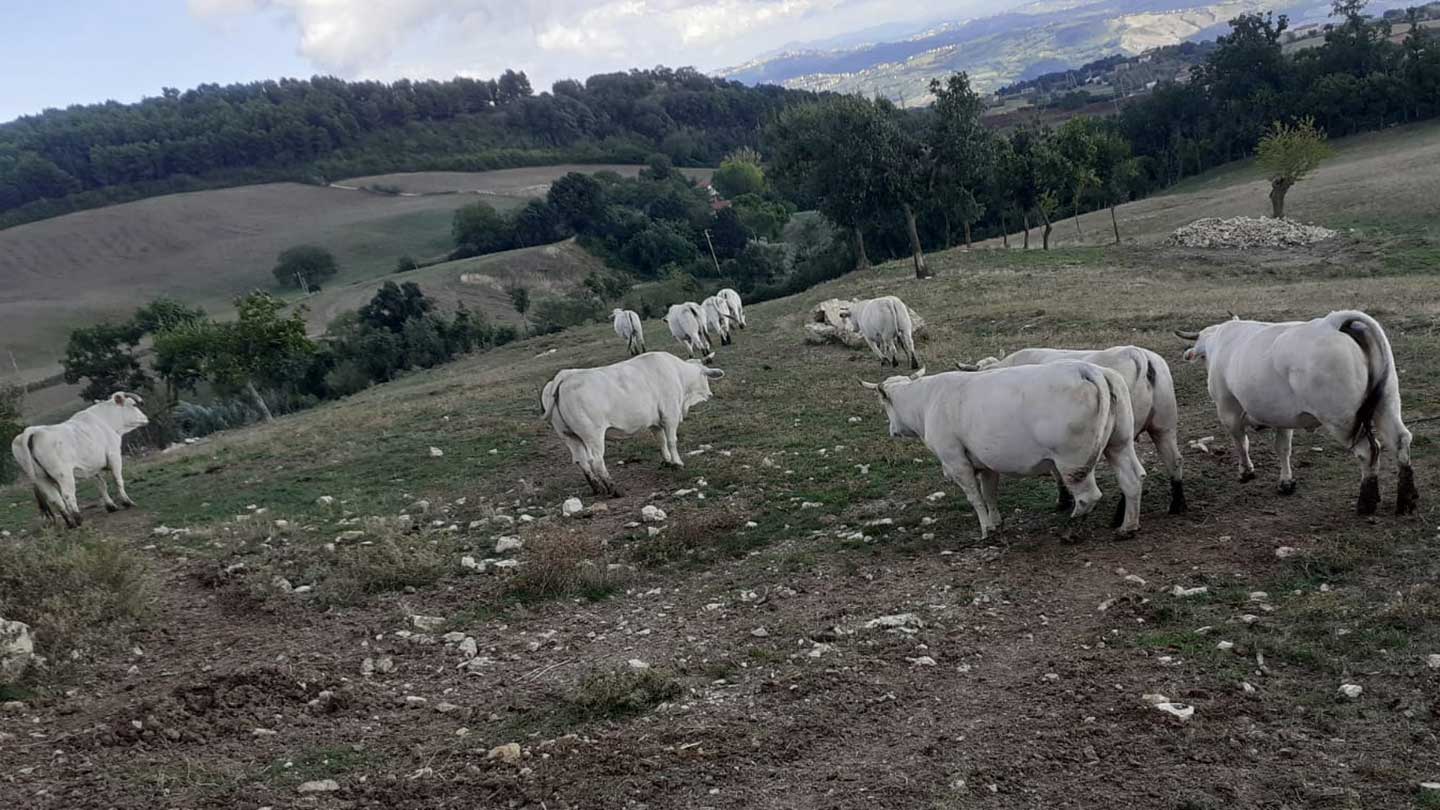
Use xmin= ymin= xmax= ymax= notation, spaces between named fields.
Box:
xmin=112 ymin=392 xmax=126 ymax=405
xmin=859 ymin=379 xmax=879 ymax=390
xmin=703 ymin=368 xmax=725 ymax=379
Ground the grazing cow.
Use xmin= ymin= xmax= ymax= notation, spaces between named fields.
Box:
xmin=842 ymin=296 xmax=921 ymax=369
xmin=612 ymin=308 xmax=646 ymax=356
xmin=862 ymin=364 xmax=1145 ymax=538
xmin=664 ymin=302 xmax=713 ymax=362
xmin=541 ymin=352 xmax=725 ymax=496
xmin=10 ymin=392 xmax=150 ymax=528
xmin=958 ymin=345 xmax=1185 ymax=517
xmin=717 ymin=288 xmax=746 ymax=329
xmin=701 ymin=296 xmax=735 ymax=347
xmin=1176 ymin=310 xmax=1417 ymax=515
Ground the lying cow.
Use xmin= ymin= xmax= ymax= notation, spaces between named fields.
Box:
xmin=842 ymin=295 xmax=921 ymax=369
xmin=541 ymin=352 xmax=724 ymax=496
xmin=612 ymin=308 xmax=646 ymax=356
xmin=1177 ymin=310 xmax=1417 ymax=515
xmin=664 ymin=302 xmax=713 ymax=362
xmin=862 ymin=365 xmax=1145 ymax=538
xmin=957 ymin=345 xmax=1185 ymax=517
xmin=717 ymin=288 xmax=746 ymax=329
xmin=701 ymin=296 xmax=735 ymax=347
xmin=10 ymin=392 xmax=150 ymax=528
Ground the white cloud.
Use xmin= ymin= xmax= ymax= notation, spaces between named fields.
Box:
xmin=189 ymin=0 xmax=995 ymax=88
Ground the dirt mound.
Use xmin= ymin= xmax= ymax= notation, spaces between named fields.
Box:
xmin=1165 ymin=216 xmax=1337 ymax=248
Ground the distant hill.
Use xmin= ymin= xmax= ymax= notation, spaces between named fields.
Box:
xmin=719 ymin=0 xmax=1337 ymax=104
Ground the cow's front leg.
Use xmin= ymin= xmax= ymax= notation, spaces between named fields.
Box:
xmin=978 ymin=469 xmax=1003 ymax=532
xmin=96 ymin=475 xmax=120 ymax=512
xmin=1217 ymin=402 xmax=1254 ymax=481
xmin=662 ymin=420 xmax=684 ymax=468
xmin=1273 ymin=429 xmax=1296 ymax=494
xmin=942 ymin=458 xmax=991 ymax=539
xmin=108 ymin=450 xmax=137 ymax=508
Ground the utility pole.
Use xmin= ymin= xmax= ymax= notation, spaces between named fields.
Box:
xmin=703 ymin=229 xmax=722 ymax=275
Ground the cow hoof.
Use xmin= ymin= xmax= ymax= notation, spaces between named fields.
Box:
xmin=105 ymin=503 xmax=120 ymax=513
xmin=1278 ymin=479 xmax=1297 ymax=496
xmin=1055 ymin=491 xmax=1075 ymax=513
xmin=1238 ymin=470 xmax=1256 ymax=483
xmin=1397 ymin=466 xmax=1419 ymax=515
xmin=1168 ymin=480 xmax=1187 ymax=514
xmin=1113 ymin=527 xmax=1139 ymax=541
xmin=1357 ymin=476 xmax=1381 ymax=516
xmin=123 ymin=500 xmax=136 ymax=509
xmin=1109 ymin=498 xmax=1127 ymax=529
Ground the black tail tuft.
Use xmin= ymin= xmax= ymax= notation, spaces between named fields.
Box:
xmin=1144 ymin=356 xmax=1157 ymax=387
xmin=1339 ymin=318 xmax=1383 ymax=457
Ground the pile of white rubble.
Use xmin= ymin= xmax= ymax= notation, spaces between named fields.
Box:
xmin=1165 ymin=216 xmax=1337 ymax=249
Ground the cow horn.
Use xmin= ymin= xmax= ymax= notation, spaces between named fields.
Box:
xmin=1227 ymin=310 xmax=1239 ymax=320
xmin=954 ymin=360 xmax=981 ymax=371
xmin=909 ymin=368 xmax=926 ymax=381
xmin=1174 ymin=329 xmax=1200 ymax=341
xmin=858 ymin=378 xmax=880 ymax=390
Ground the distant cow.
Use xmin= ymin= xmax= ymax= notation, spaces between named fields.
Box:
xmin=701 ymin=296 xmax=735 ymax=347
xmin=862 ymin=364 xmax=1145 ymax=538
xmin=958 ymin=345 xmax=1185 ymax=517
xmin=542 ymin=353 xmax=725 ymax=496
xmin=842 ymin=296 xmax=921 ymax=369
xmin=717 ymin=288 xmax=746 ymax=329
xmin=664 ymin=302 xmax=713 ymax=362
xmin=612 ymin=308 xmax=645 ymax=356
xmin=1177 ymin=310 xmax=1417 ymax=515
xmin=10 ymin=392 xmax=150 ymax=528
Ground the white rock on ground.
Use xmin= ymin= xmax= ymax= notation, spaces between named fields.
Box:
xmin=1427 ymin=654 xmax=1440 ymax=670
xmin=1154 ymin=702 xmax=1195 ymax=721
xmin=1275 ymin=546 xmax=1299 ymax=559
xmin=0 ymin=619 xmax=35 ymax=681
xmin=458 ymin=637 xmax=478 ymax=659
xmin=298 ymin=779 xmax=340 ymax=793
xmin=866 ymin=613 xmax=923 ymax=631
xmin=1338 ymin=683 xmax=1364 ymax=700
xmin=428 ymin=447 xmax=444 ymax=457
xmin=641 ymin=505 xmax=667 ymax=523
xmin=494 ymin=536 xmax=523 ymax=554
xmin=316 ymin=496 xmax=335 ymax=506
xmin=1170 ymin=585 xmax=1208 ymax=598
xmin=487 ymin=743 xmax=522 ymax=763
xmin=411 ymin=615 xmax=446 ymax=632
xmin=562 ymin=497 xmax=584 ymax=517
xmin=627 ymin=659 xmax=651 ymax=670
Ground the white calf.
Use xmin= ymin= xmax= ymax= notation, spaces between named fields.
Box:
xmin=11 ymin=392 xmax=150 ymax=528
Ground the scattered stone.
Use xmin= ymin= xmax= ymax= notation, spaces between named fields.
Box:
xmin=1427 ymin=654 xmax=1440 ymax=670
xmin=298 ymin=779 xmax=340 ymax=793
xmin=925 ymin=492 xmax=947 ymax=503
xmin=460 ymin=555 xmax=485 ymax=572
xmin=270 ymin=576 xmax=293 ymax=593
xmin=1420 ymin=782 xmax=1440 ymax=792
xmin=252 ymin=727 xmax=277 ymax=737
xmin=627 ymin=659 xmax=651 ymax=671
xmin=458 ymin=637 xmax=478 ymax=658
xmin=487 ymin=743 xmax=522 ymax=764
xmin=1123 ymin=574 xmax=1147 ymax=586
xmin=0 ymin=619 xmax=35 ymax=681
xmin=428 ymin=447 xmax=444 ymax=457
xmin=1165 ymin=216 xmax=1336 ymax=249
xmin=908 ymin=656 xmax=937 ymax=667
xmin=1170 ymin=585 xmax=1208 ymax=598
xmin=744 ymin=521 xmax=758 ymax=529
xmin=442 ymin=631 xmax=466 ymax=644
xmin=1043 ymin=672 xmax=1060 ymax=682
xmin=1338 ymin=683 xmax=1363 ymax=700
xmin=801 ymin=501 xmax=823 ymax=509
xmin=335 ymin=530 xmax=364 ymax=543
xmin=848 ymin=416 xmax=862 ymax=423
xmin=411 ymin=615 xmax=446 ymax=632
xmin=403 ymin=695 xmax=428 ymax=707
xmin=494 ymin=536 xmax=523 ymax=554
xmin=646 ymin=526 xmax=661 ymax=538
xmin=1275 ymin=546 xmax=1299 ymax=559
xmin=374 ymin=655 xmax=395 ymax=674
xmin=750 ymin=627 xmax=769 ymax=638
xmin=866 ymin=613 xmax=923 ymax=631
xmin=1155 ymin=702 xmax=1195 ymax=721
xmin=434 ymin=702 xmax=462 ymax=714
xmin=492 ymin=559 xmax=519 ymax=572
xmin=1241 ymin=682 xmax=1257 ymax=694
xmin=1217 ymin=641 xmax=1235 ymax=651
xmin=316 ymin=496 xmax=335 ymax=506
xmin=562 ymin=497 xmax=584 ymax=517
xmin=641 ymin=505 xmax=667 ymax=523
xmin=408 ymin=499 xmax=431 ymax=514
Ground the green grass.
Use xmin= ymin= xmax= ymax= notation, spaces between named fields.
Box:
xmin=261 ymin=744 xmax=373 ymax=785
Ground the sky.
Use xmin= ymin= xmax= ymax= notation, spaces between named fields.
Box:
xmin=0 ymin=0 xmax=1004 ymax=123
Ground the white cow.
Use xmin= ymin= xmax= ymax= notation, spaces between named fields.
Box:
xmin=612 ymin=308 xmax=646 ymax=356
xmin=10 ymin=392 xmax=150 ymax=528
xmin=701 ymin=296 xmax=735 ymax=347
xmin=958 ymin=345 xmax=1185 ymax=517
xmin=541 ymin=352 xmax=724 ymax=496
xmin=1177 ymin=310 xmax=1417 ymax=515
xmin=664 ymin=302 xmax=713 ymax=362
xmin=862 ymin=364 xmax=1145 ymax=538
xmin=717 ymin=288 xmax=746 ymax=329
xmin=842 ymin=296 xmax=921 ymax=369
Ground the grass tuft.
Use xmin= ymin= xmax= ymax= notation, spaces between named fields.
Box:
xmin=567 ymin=667 xmax=683 ymax=721
xmin=504 ymin=531 xmax=625 ymax=603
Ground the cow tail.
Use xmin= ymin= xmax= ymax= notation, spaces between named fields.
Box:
xmin=24 ymin=431 xmax=61 ymax=488
xmin=1334 ymin=312 xmax=1391 ymax=456
xmin=1080 ymin=366 xmax=1114 ymax=471
xmin=892 ymin=300 xmax=918 ymax=361
xmin=545 ymin=379 xmax=580 ymax=440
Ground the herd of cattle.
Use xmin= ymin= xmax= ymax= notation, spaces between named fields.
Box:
xmin=560 ymin=292 xmax=1419 ymax=539
xmin=7 ymin=286 xmax=1420 ymax=539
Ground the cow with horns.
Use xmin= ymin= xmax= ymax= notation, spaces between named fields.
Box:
xmin=1176 ymin=310 xmax=1417 ymax=515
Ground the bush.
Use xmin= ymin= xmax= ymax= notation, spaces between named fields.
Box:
xmin=321 ymin=537 xmax=448 ymax=607
xmin=0 ymin=530 xmax=151 ymax=680
xmin=323 ymin=360 xmax=372 ymax=398
xmin=504 ymin=532 xmax=624 ymax=603
xmin=452 ymin=201 xmax=514 ymax=257
xmin=394 ymin=255 xmax=419 ymax=273
xmin=530 ymin=295 xmax=604 ymax=335
xmin=0 ymin=382 xmax=22 ymax=485
xmin=492 ymin=325 xmax=519 ymax=346
xmin=272 ymin=245 xmax=339 ymax=289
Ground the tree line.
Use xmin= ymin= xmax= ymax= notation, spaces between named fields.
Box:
xmin=0 ymin=67 xmax=811 ymax=228
xmin=762 ymin=1 xmax=1440 ymax=276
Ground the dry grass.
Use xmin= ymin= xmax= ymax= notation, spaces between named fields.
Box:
xmin=0 ymin=529 xmax=151 ymax=677
xmin=504 ymin=531 xmax=626 ymax=604
xmin=566 ymin=667 xmax=683 ymax=721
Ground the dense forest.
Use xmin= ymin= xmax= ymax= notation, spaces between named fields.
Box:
xmin=0 ymin=67 xmax=811 ymax=228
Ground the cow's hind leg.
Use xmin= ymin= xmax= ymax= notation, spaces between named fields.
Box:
xmin=563 ymin=435 xmax=605 ymax=496
xmin=941 ymin=457 xmax=992 ymax=540
xmin=1217 ymin=400 xmax=1255 ymax=481
xmin=33 ymin=486 xmax=58 ymax=524
xmin=1105 ymin=445 xmax=1145 ymax=536
xmin=1273 ymin=429 xmax=1297 ymax=494
xmin=1150 ymin=427 xmax=1186 ymax=514
xmin=978 ymin=470 xmax=1003 ymax=532
xmin=1379 ymin=412 xmax=1418 ymax=515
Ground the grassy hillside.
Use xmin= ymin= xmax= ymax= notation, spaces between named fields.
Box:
xmin=0 ymin=163 xmax=706 ymax=385
xmin=2 ymin=121 xmax=1439 ymax=808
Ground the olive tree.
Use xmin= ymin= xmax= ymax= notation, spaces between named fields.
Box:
xmin=1256 ymin=117 xmax=1333 ymax=219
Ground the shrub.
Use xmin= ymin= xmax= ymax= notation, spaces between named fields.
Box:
xmin=323 ymin=360 xmax=372 ymax=398
xmin=0 ymin=530 xmax=151 ymax=680
xmin=273 ymin=245 xmax=339 ymax=289
xmin=452 ymin=201 xmax=513 ymax=257
xmin=394 ymin=255 xmax=419 ymax=273
xmin=504 ymin=532 xmax=624 ymax=603
xmin=321 ymin=538 xmax=447 ymax=607
xmin=0 ymin=382 xmax=22 ymax=485
xmin=492 ymin=325 xmax=519 ymax=346
xmin=530 ymin=295 xmax=604 ymax=335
